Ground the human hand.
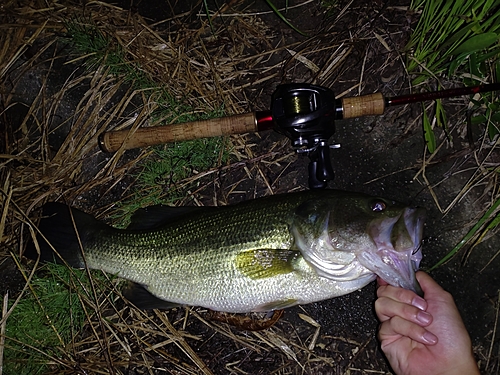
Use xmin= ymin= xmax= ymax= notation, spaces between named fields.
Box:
xmin=375 ymin=271 xmax=480 ymax=375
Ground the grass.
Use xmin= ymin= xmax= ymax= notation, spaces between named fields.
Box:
xmin=263 ymin=0 xmax=308 ymax=36
xmin=202 ymin=0 xmax=308 ymax=36
xmin=405 ymin=0 xmax=500 ymax=269
xmin=405 ymin=0 xmax=500 ymax=152
xmin=65 ymin=17 xmax=123 ymax=74
xmin=406 ymin=0 xmax=500 ymax=86
xmin=1 ymin=263 xmax=105 ymax=374
xmin=115 ymin=136 xmax=230 ymax=226
xmin=65 ymin=16 xmax=232 ymax=223
xmin=429 ymin=192 xmax=500 ymax=271
xmin=65 ymin=17 xmax=225 ymax=125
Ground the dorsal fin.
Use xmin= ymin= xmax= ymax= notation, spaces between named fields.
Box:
xmin=127 ymin=205 xmax=216 ymax=230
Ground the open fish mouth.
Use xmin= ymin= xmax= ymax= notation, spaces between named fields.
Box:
xmin=359 ymin=206 xmax=426 ymax=295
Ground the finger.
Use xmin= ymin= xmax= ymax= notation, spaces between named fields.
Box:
xmin=379 ymin=316 xmax=438 ymax=345
xmin=416 ymin=271 xmax=453 ymax=303
xmin=377 ymin=283 xmax=428 ymax=311
xmin=377 ymin=276 xmax=389 ymax=287
xmin=375 ymin=296 xmax=433 ymax=326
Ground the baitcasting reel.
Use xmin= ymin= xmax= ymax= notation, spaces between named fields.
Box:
xmin=271 ymin=83 xmax=339 ymax=189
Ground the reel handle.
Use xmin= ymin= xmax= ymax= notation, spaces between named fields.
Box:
xmin=308 ymin=143 xmax=335 ymax=189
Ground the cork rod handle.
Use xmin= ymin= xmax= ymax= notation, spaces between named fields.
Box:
xmin=341 ymin=93 xmax=385 ymax=119
xmin=99 ymin=112 xmax=259 ymax=153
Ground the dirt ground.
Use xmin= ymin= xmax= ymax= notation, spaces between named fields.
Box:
xmin=1 ymin=0 xmax=500 ymax=373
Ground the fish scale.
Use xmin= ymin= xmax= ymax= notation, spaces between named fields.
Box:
xmin=26 ymin=190 xmax=425 ymax=312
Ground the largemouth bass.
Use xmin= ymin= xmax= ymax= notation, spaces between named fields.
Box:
xmin=26 ymin=190 xmax=425 ymax=313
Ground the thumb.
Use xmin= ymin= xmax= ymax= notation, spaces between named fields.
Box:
xmin=416 ymin=271 xmax=449 ymax=300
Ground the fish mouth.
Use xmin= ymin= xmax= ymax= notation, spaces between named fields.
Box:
xmin=358 ymin=207 xmax=426 ymax=296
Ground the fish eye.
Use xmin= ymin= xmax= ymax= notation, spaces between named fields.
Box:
xmin=371 ymin=200 xmax=386 ymax=212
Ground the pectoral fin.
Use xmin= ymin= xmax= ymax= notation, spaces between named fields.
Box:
xmin=122 ymin=282 xmax=181 ymax=310
xmin=235 ymin=249 xmax=301 ymax=279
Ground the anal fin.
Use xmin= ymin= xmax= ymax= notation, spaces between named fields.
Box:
xmin=255 ymin=298 xmax=298 ymax=311
xmin=122 ymin=282 xmax=181 ymax=310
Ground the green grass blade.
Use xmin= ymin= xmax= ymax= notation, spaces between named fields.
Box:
xmin=451 ymin=32 xmax=499 ymax=56
xmin=435 ymin=99 xmax=448 ymax=129
xmin=439 ymin=22 xmax=477 ymax=53
xmin=203 ymin=0 xmax=216 ymax=35
xmin=263 ymin=0 xmax=308 ymax=36
xmin=2 ymin=263 xmax=95 ymax=374
xmin=487 ymin=108 xmax=500 ymax=139
xmin=422 ymin=104 xmax=436 ymax=153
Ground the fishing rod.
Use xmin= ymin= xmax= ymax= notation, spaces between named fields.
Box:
xmin=99 ymin=82 xmax=500 ymax=188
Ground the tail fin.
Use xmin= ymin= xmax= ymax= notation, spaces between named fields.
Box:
xmin=25 ymin=203 xmax=102 ymax=268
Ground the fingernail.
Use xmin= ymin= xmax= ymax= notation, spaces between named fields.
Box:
xmin=412 ymin=296 xmax=426 ymax=311
xmin=422 ymin=331 xmax=438 ymax=345
xmin=416 ymin=310 xmax=432 ymax=325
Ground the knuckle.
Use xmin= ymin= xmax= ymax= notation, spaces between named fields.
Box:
xmin=394 ymin=287 xmax=412 ymax=303
xmin=376 ymin=284 xmax=388 ymax=297
xmin=402 ymin=304 xmax=420 ymax=321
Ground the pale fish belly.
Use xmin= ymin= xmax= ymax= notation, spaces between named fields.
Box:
xmin=84 ymin=230 xmax=376 ymax=313
xmin=144 ymin=257 xmax=376 ymax=313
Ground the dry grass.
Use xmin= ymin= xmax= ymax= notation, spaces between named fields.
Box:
xmin=1 ymin=0 xmax=499 ymax=373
